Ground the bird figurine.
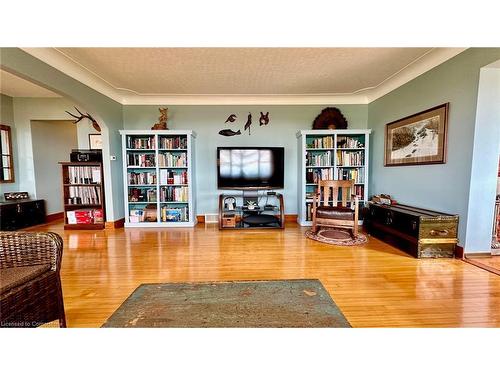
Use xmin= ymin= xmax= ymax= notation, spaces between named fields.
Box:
xmin=259 ymin=112 xmax=270 ymax=126
xmin=244 ymin=112 xmax=252 ymax=135
xmin=225 ymin=114 xmax=237 ymax=123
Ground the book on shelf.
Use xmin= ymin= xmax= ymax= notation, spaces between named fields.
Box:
xmin=160 ymin=186 xmax=188 ymax=202
xmin=127 ymin=136 xmax=155 ymax=149
xmin=336 ymin=150 xmax=364 ymax=166
xmin=128 ymin=171 xmax=156 ymax=185
xmin=337 ymin=136 xmax=364 ymax=148
xmin=160 ymin=205 xmax=189 ymax=222
xmin=127 ymin=153 xmax=156 ymax=167
xmin=129 ymin=208 xmax=145 ymax=223
xmin=306 ymin=168 xmax=334 ymax=183
xmin=67 ymin=165 xmax=101 ymax=184
xmin=159 ymin=170 xmax=188 ymax=185
xmin=306 ymin=151 xmax=332 ymax=166
xmin=338 ymin=167 xmax=365 ymax=184
xmin=159 ymin=136 xmax=187 ymax=149
xmin=66 ymin=208 xmax=103 ymax=224
xmin=129 ymin=188 xmax=157 ymax=202
xmin=307 ymin=136 xmax=334 ymax=149
xmin=158 ymin=152 xmax=187 ymax=167
xmin=68 ymin=185 xmax=101 ymax=205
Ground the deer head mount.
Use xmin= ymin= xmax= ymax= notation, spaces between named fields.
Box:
xmin=65 ymin=107 xmax=101 ymax=132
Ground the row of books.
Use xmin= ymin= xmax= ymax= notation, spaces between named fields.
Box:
xmin=160 ymin=205 xmax=189 ymax=222
xmin=128 ymin=171 xmax=156 ymax=185
xmin=338 ymin=167 xmax=365 ymax=184
xmin=305 ymin=202 xmax=314 ymax=221
xmin=67 ymin=208 xmax=103 ymax=224
xmin=306 ymin=151 xmax=333 ymax=167
xmin=68 ymin=186 xmax=101 ymax=205
xmin=158 ymin=152 xmax=187 ymax=167
xmin=159 ymin=136 xmax=187 ymax=149
xmin=66 ymin=166 xmax=101 ymax=185
xmin=160 ymin=186 xmax=189 ymax=202
xmin=127 ymin=136 xmax=155 ymax=149
xmin=159 ymin=170 xmax=188 ymax=185
xmin=128 ymin=153 xmax=155 ymax=167
xmin=129 ymin=188 xmax=157 ymax=202
xmin=336 ymin=151 xmax=364 ymax=166
xmin=337 ymin=136 xmax=364 ymax=149
xmin=306 ymin=168 xmax=334 ymax=183
xmin=307 ymin=136 xmax=334 ymax=149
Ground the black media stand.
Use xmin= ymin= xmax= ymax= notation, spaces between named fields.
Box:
xmin=218 ymin=192 xmax=284 ymax=230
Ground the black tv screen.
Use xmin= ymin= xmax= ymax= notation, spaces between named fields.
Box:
xmin=217 ymin=147 xmax=285 ymax=190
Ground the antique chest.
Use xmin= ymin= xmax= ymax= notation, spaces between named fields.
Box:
xmin=364 ymin=203 xmax=458 ymax=258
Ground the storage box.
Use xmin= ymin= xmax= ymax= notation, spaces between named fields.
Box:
xmin=222 ymin=215 xmax=236 ymax=228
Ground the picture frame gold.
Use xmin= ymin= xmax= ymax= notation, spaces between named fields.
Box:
xmin=384 ymin=103 xmax=449 ymax=167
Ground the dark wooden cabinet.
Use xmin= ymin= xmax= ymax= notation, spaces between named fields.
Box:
xmin=364 ymin=203 xmax=458 ymax=258
xmin=0 ymin=199 xmax=46 ymax=230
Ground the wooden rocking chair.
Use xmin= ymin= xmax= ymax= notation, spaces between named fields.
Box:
xmin=311 ymin=180 xmax=359 ymax=238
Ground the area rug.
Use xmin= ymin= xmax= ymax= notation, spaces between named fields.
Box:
xmin=101 ymin=279 xmax=351 ymax=328
xmin=305 ymin=228 xmax=368 ymax=246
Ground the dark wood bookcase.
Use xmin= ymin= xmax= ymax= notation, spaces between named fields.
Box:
xmin=59 ymin=162 xmax=106 ymax=230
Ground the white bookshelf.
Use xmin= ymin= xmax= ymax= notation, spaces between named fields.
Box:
xmin=119 ymin=130 xmax=197 ymax=227
xmin=296 ymin=129 xmax=371 ymax=226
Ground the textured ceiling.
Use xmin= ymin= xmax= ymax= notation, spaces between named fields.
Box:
xmin=0 ymin=69 xmax=60 ymax=97
xmin=57 ymin=48 xmax=433 ymax=95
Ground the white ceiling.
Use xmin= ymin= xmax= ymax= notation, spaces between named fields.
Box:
xmin=56 ymin=47 xmax=432 ymax=95
xmin=14 ymin=48 xmax=467 ymax=104
xmin=0 ymin=69 xmax=60 ymax=98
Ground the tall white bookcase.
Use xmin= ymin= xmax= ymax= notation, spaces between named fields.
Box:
xmin=120 ymin=130 xmax=197 ymax=227
xmin=296 ymin=129 xmax=371 ymax=226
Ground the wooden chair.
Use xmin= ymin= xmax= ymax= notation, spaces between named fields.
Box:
xmin=311 ymin=180 xmax=359 ymax=238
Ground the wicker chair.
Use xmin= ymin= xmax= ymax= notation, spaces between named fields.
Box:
xmin=0 ymin=231 xmax=66 ymax=328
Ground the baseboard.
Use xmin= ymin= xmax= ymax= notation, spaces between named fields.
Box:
xmin=105 ymin=218 xmax=125 ymax=229
xmin=46 ymin=211 xmax=64 ymax=223
xmin=463 ymin=257 xmax=500 ymax=276
xmin=197 ymin=214 xmax=298 ymax=224
xmin=455 ymin=245 xmax=464 ymax=259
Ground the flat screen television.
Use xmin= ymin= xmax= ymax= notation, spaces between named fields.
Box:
xmin=217 ymin=147 xmax=285 ymax=190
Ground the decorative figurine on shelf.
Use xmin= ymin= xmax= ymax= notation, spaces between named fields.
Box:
xmin=151 ymin=107 xmax=168 ymax=130
xmin=259 ymin=112 xmax=270 ymax=126
xmin=225 ymin=114 xmax=237 ymax=123
xmin=224 ymin=196 xmax=236 ymax=211
xmin=65 ymin=107 xmax=102 ymax=132
xmin=246 ymin=201 xmax=257 ymax=210
xmin=312 ymin=107 xmax=348 ymax=130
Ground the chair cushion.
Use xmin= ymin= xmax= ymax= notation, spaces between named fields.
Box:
xmin=316 ymin=206 xmax=355 ymax=220
xmin=0 ymin=265 xmax=52 ymax=294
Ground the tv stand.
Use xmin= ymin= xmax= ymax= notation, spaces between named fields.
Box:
xmin=219 ymin=192 xmax=284 ymax=230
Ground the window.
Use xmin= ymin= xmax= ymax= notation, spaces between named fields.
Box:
xmin=0 ymin=124 xmax=14 ymax=183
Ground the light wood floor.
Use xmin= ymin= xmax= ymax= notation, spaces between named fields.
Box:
xmin=26 ymin=220 xmax=500 ymax=327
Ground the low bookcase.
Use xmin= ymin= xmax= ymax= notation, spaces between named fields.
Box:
xmin=60 ymin=161 xmax=105 ymax=230
xmin=119 ymin=130 xmax=197 ymax=227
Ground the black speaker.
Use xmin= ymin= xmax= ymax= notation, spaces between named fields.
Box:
xmin=70 ymin=149 xmax=102 ymax=162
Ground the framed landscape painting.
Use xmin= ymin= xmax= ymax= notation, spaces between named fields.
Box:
xmin=384 ymin=103 xmax=449 ymax=166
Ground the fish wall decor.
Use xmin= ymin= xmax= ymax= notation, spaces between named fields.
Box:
xmin=219 ymin=129 xmax=242 ymax=137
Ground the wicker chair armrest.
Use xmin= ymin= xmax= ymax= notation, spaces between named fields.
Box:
xmin=0 ymin=232 xmax=63 ymax=271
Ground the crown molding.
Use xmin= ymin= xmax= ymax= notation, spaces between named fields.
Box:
xmin=20 ymin=47 xmax=467 ymax=106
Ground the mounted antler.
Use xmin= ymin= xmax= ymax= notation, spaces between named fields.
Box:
xmin=65 ymin=107 xmax=101 ymax=132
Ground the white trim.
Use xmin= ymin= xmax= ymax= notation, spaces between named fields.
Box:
xmin=20 ymin=47 xmax=467 ymax=105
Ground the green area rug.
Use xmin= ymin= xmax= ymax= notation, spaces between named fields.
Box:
xmin=102 ymin=279 xmax=351 ymax=328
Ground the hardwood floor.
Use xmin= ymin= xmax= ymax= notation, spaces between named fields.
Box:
xmin=26 ymin=220 xmax=500 ymax=327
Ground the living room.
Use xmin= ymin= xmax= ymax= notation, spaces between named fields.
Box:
xmin=1 ymin=3 xmax=499 ymax=374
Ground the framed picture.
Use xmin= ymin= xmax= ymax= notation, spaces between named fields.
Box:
xmin=384 ymin=103 xmax=449 ymax=166
xmin=88 ymin=133 xmax=103 ymax=150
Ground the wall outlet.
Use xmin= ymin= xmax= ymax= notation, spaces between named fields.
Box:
xmin=110 ymin=155 xmax=117 ymax=160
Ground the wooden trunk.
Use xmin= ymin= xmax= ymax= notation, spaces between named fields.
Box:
xmin=364 ymin=203 xmax=458 ymax=258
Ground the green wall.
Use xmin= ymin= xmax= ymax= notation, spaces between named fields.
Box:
xmin=368 ymin=48 xmax=500 ymax=247
xmin=0 ymin=94 xmax=17 ymax=192
xmin=123 ymin=104 xmax=368 ymax=214
xmin=0 ymin=48 xmax=124 ymax=220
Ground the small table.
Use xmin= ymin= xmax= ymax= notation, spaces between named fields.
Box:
xmin=219 ymin=193 xmax=284 ymax=230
